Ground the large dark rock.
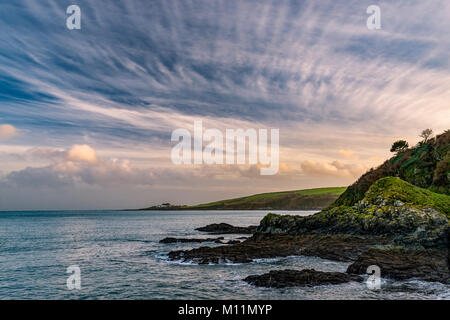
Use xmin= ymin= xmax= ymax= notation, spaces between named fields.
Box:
xmin=196 ymin=223 xmax=257 ymax=234
xmin=347 ymin=247 xmax=450 ymax=283
xmin=160 ymin=237 xmax=224 ymax=244
xmin=244 ymin=269 xmax=363 ymax=288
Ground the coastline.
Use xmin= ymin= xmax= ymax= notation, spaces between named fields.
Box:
xmin=161 ymin=177 xmax=449 ymax=287
xmin=2 ymin=209 xmax=448 ymax=299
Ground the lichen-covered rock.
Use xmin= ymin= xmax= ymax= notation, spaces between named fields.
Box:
xmin=258 ymin=178 xmax=449 ymax=248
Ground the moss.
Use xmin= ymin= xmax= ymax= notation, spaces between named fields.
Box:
xmin=260 ymin=213 xmax=279 ymax=225
xmin=364 ymin=177 xmax=450 ymax=217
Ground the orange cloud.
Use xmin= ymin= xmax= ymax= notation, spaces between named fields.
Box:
xmin=301 ymin=160 xmax=367 ymax=178
xmin=338 ymin=149 xmax=357 ymax=160
xmin=0 ymin=124 xmax=18 ymax=139
xmin=66 ymin=144 xmax=98 ymax=163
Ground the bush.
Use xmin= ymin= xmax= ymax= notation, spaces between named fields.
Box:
xmin=390 ymin=140 xmax=409 ymax=154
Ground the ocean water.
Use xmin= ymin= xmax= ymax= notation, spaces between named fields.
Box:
xmin=0 ymin=210 xmax=448 ymax=300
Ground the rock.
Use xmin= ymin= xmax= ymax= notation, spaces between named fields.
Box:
xmin=257 ymin=178 xmax=449 ymax=248
xmin=244 ymin=269 xmax=363 ymax=288
xmin=160 ymin=237 xmax=224 ymax=243
xmin=196 ymin=223 xmax=258 ymax=234
xmin=347 ymin=247 xmax=450 ymax=283
xmin=225 ymin=240 xmax=241 ymax=245
xmin=394 ymin=200 xmax=404 ymax=207
xmin=168 ymin=233 xmax=390 ymax=264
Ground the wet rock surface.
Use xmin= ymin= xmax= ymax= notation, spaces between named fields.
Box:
xmin=347 ymin=247 xmax=450 ymax=283
xmin=159 ymin=237 xmax=224 ymax=244
xmin=244 ymin=269 xmax=363 ymax=288
xmin=196 ymin=223 xmax=258 ymax=234
xmin=168 ymin=233 xmax=390 ymax=264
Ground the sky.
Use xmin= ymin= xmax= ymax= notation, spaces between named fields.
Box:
xmin=0 ymin=0 xmax=449 ymax=210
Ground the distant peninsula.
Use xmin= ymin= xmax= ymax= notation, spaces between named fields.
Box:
xmin=136 ymin=187 xmax=346 ymax=211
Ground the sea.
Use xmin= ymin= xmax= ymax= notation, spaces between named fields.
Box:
xmin=0 ymin=210 xmax=448 ymax=300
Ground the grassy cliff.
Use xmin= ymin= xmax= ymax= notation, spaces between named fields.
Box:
xmin=333 ymin=130 xmax=450 ymax=207
xmin=184 ymin=187 xmax=346 ymax=210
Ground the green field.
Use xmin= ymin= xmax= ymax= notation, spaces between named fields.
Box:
xmin=183 ymin=187 xmax=347 ymax=210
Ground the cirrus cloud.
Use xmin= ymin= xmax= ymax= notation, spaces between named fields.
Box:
xmin=0 ymin=0 xmax=449 ymax=209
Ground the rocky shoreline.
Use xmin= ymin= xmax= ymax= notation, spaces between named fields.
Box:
xmin=157 ymin=132 xmax=450 ymax=288
xmin=167 ymin=233 xmax=391 ymax=264
xmin=165 ymin=233 xmax=448 ymax=285
xmin=159 ymin=177 xmax=449 ymax=287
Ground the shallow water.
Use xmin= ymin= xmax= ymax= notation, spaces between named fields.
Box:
xmin=0 ymin=210 xmax=448 ymax=300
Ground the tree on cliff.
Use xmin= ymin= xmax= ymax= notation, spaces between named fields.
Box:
xmin=419 ymin=128 xmax=433 ymax=142
xmin=390 ymin=140 xmax=409 ymax=154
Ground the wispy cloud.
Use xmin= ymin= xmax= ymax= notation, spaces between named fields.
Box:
xmin=0 ymin=0 xmax=449 ymax=208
